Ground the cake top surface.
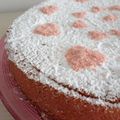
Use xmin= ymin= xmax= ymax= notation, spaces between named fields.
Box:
xmin=6 ymin=0 xmax=120 ymax=107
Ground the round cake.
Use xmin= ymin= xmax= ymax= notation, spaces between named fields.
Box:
xmin=6 ymin=0 xmax=120 ymax=119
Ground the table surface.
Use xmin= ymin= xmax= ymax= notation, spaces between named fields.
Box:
xmin=0 ymin=11 xmax=23 ymax=120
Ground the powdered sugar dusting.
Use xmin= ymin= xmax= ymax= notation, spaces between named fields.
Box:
xmin=6 ymin=0 xmax=120 ymax=108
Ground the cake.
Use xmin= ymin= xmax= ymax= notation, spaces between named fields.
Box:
xmin=5 ymin=0 xmax=120 ymax=119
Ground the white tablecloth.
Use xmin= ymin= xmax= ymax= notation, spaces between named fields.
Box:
xmin=0 ymin=11 xmax=23 ymax=120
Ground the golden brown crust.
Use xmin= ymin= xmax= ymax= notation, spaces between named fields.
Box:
xmin=9 ymin=60 xmax=120 ymax=120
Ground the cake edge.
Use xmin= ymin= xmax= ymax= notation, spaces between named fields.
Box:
xmin=8 ymin=60 xmax=120 ymax=120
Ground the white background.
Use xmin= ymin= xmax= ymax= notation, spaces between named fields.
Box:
xmin=0 ymin=0 xmax=43 ymax=12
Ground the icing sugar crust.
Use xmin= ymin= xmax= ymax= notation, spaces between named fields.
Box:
xmin=6 ymin=0 xmax=120 ymax=108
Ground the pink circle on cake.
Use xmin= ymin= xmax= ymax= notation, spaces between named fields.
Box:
xmin=40 ymin=5 xmax=58 ymax=15
xmin=88 ymin=31 xmax=108 ymax=41
xmin=103 ymin=15 xmax=118 ymax=22
xmin=110 ymin=29 xmax=120 ymax=37
xmin=72 ymin=11 xmax=86 ymax=18
xmin=108 ymin=5 xmax=120 ymax=11
xmin=91 ymin=6 xmax=103 ymax=13
xmin=34 ymin=23 xmax=60 ymax=36
xmin=72 ymin=20 xmax=88 ymax=29
xmin=75 ymin=0 xmax=88 ymax=3
xmin=65 ymin=45 xmax=105 ymax=71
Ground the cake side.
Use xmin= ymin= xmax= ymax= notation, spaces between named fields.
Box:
xmin=9 ymin=60 xmax=120 ymax=120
